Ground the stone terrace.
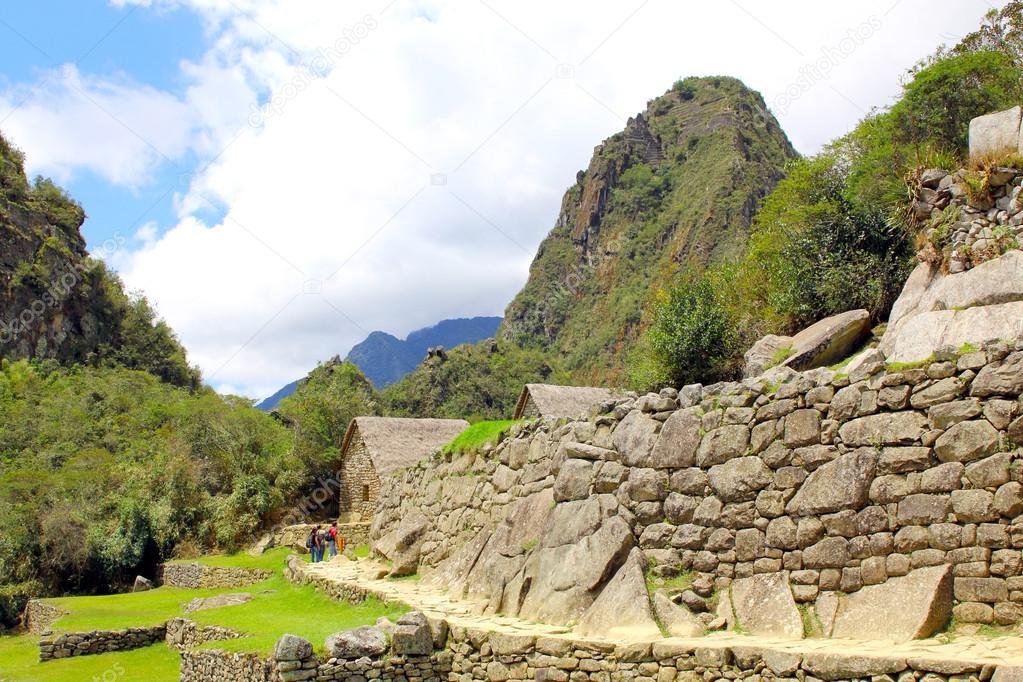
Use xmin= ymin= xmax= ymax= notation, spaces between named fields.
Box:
xmin=293 ymin=558 xmax=1023 ymax=671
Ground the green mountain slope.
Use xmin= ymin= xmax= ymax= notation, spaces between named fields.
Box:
xmin=0 ymin=134 xmax=198 ymax=388
xmin=500 ymin=76 xmax=797 ymax=384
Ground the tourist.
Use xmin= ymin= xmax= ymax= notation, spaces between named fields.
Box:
xmin=308 ymin=525 xmax=323 ymax=563
xmin=327 ymin=521 xmax=339 ymax=559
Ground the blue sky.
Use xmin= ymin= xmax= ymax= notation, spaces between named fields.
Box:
xmin=0 ymin=1 xmax=1002 ymax=398
xmin=0 ymin=1 xmax=206 ymax=247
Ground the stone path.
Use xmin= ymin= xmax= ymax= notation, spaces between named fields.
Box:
xmin=301 ymin=558 xmax=1023 ymax=668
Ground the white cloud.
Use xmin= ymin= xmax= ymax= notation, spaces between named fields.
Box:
xmin=0 ymin=65 xmax=197 ymax=186
xmin=12 ymin=0 xmax=1005 ymax=397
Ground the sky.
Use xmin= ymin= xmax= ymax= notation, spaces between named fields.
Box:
xmin=0 ymin=0 xmax=1003 ymax=399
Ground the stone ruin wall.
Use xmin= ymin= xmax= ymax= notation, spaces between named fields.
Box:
xmin=374 ymin=343 xmax=1023 ymax=630
xmin=178 ymin=606 xmax=1023 ymax=682
xmin=157 ymin=563 xmax=273 ymax=589
xmin=38 ymin=624 xmax=167 ymax=661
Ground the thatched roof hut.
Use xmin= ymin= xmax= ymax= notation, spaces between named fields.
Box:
xmin=341 ymin=416 xmax=470 ymax=476
xmin=338 ymin=416 xmax=469 ymax=519
xmin=513 ymin=383 xmax=615 ymax=420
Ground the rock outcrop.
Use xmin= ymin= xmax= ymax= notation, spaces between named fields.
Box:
xmin=969 ymin=106 xmax=1023 ymax=161
xmin=744 ymin=310 xmax=871 ymax=378
xmin=500 ymin=76 xmax=797 ymax=381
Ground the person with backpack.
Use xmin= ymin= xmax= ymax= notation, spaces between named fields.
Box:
xmin=307 ymin=525 xmax=323 ymax=563
xmin=327 ymin=522 xmax=339 ymax=560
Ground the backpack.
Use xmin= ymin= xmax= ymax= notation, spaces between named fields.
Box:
xmin=306 ymin=531 xmax=315 ymax=549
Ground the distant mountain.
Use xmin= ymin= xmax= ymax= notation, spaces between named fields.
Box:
xmin=256 ymin=316 xmax=502 ymax=410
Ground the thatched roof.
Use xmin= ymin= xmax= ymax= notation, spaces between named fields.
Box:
xmin=514 ymin=383 xmax=615 ymax=420
xmin=341 ymin=416 xmax=469 ymax=475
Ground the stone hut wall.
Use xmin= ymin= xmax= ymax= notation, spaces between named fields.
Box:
xmin=374 ymin=343 xmax=1023 ymax=627
xmin=339 ymin=435 xmax=381 ymax=520
xmin=38 ymin=625 xmax=166 ymax=661
xmin=158 ymin=563 xmax=273 ymax=589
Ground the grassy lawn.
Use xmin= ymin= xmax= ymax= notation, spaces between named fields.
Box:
xmin=165 ymin=548 xmax=290 ymax=569
xmin=442 ymin=419 xmax=522 ymax=455
xmin=0 ymin=635 xmax=180 ymax=682
xmin=0 ymin=548 xmax=407 ymax=679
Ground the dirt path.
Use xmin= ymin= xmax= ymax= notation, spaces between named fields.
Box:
xmin=302 ymin=558 xmax=1023 ymax=666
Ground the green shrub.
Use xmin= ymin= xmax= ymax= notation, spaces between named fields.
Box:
xmin=635 ymin=270 xmax=739 ymax=388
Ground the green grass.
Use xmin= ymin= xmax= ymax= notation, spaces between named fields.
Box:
xmin=0 ymin=635 xmax=180 ymax=681
xmin=351 ymin=544 xmax=370 ymax=559
xmin=886 ymin=355 xmax=935 ymax=372
xmin=442 ymin=420 xmax=522 ymax=456
xmin=166 ymin=548 xmax=289 ymax=570
xmin=767 ymin=345 xmax=795 ymax=368
xmin=0 ymin=547 xmax=408 ymax=679
xmin=645 ymin=569 xmax=694 ymax=596
xmin=189 ymin=574 xmax=406 ymax=655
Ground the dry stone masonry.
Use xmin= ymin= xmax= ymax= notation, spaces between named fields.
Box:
xmin=158 ymin=562 xmax=273 ymax=589
xmin=38 ymin=625 xmax=166 ymax=661
xmin=883 ymin=164 xmax=1023 ymax=364
xmin=178 ymin=610 xmax=1023 ymax=682
xmin=372 ymin=341 xmax=1023 ymax=640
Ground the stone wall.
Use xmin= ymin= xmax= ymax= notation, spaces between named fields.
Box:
xmin=912 ymin=166 xmax=1022 ymax=275
xmin=267 ymin=522 xmax=371 ymax=554
xmin=340 ymin=435 xmax=381 ymax=520
xmin=373 ymin=343 xmax=1023 ymax=635
xmin=166 ymin=617 xmax=243 ymax=650
xmin=22 ymin=599 xmax=66 ymax=634
xmin=178 ymin=616 xmax=1023 ymax=682
xmin=179 ymin=649 xmax=272 ymax=682
xmin=38 ymin=625 xmax=166 ymax=661
xmin=158 ymin=563 xmax=273 ymax=589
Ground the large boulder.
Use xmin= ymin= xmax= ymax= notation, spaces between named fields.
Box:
xmin=613 ymin=411 xmax=660 ymax=466
xmin=743 ymin=310 xmax=871 ymax=378
xmin=515 ymin=500 xmax=634 ymax=625
xmin=576 ymin=548 xmax=661 ymax=640
xmin=462 ymin=489 xmax=557 ymax=610
xmin=391 ymin=612 xmax=433 ymax=655
xmin=786 ymin=450 xmax=877 ymax=516
xmin=744 ymin=334 xmax=793 ymax=379
xmin=783 ymin=309 xmax=871 ymax=372
xmin=881 ymin=254 xmax=1023 ymax=364
xmin=708 ymin=457 xmax=772 ymax=502
xmin=325 ymin=626 xmax=389 ymax=659
xmin=830 ymin=564 xmax=953 ymax=641
xmin=373 ymin=511 xmax=429 ymax=577
xmin=969 ymin=105 xmax=1023 ymax=160
xmin=274 ymin=634 xmax=313 ymax=662
xmin=728 ymin=573 xmax=804 ymax=639
xmin=132 ymin=576 xmax=153 ymax=593
xmin=651 ymin=591 xmax=704 ymax=637
xmin=646 ymin=408 xmax=702 ymax=468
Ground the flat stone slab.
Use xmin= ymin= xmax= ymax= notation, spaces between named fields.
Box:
xmin=184 ymin=593 xmax=253 ymax=613
xmin=830 ymin=565 xmax=953 ymax=641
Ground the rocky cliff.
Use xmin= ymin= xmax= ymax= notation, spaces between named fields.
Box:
xmin=372 ymin=341 xmax=1023 ymax=640
xmin=500 ymin=77 xmax=797 ymax=382
xmin=0 ymin=133 xmax=198 ymax=387
xmin=0 ymin=134 xmax=118 ymax=362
